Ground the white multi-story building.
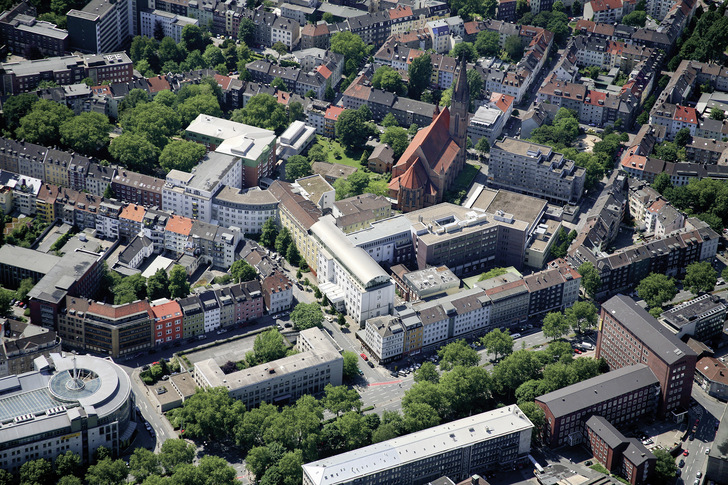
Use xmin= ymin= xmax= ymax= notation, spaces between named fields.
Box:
xmin=302 ymin=406 xmax=534 ymax=485
xmin=162 ymin=152 xmax=242 ymax=223
xmin=67 ymin=0 xmax=134 ymax=54
xmin=211 ymin=186 xmax=278 ymax=234
xmin=163 ymin=214 xmax=193 ymax=255
xmin=364 ymin=315 xmax=404 ymax=363
xmin=414 ymin=287 xmax=492 ymax=345
xmin=194 ymin=327 xmax=343 ymax=408
xmin=140 ymin=10 xmax=198 ymax=43
xmin=95 ymin=200 xmax=123 ymax=240
xmin=199 ymin=291 xmax=221 ymax=332
xmin=311 ymin=216 xmax=395 ymax=324
xmin=468 ymin=93 xmax=515 ymax=145
xmin=346 ymin=215 xmax=413 ymax=266
xmin=649 ymin=103 xmax=700 ymax=140
xmin=271 ymin=17 xmax=300 ymax=50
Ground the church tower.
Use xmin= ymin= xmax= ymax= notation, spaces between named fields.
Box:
xmin=449 ymin=56 xmax=470 ymax=175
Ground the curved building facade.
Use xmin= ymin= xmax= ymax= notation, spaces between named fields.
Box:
xmin=0 ymin=353 xmax=133 ymax=472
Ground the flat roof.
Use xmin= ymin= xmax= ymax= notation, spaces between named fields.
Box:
xmin=295 ymin=175 xmax=333 ymax=206
xmin=186 ymin=114 xmax=276 ymax=162
xmin=661 ymin=294 xmax=726 ymax=330
xmin=536 ymin=364 xmax=658 ymax=418
xmin=187 ymin=151 xmax=239 ymax=193
xmin=346 ymin=215 xmax=412 ymax=246
xmin=302 ymin=405 xmax=533 ymax=485
xmin=0 ymin=246 xmax=61 ymax=274
xmin=1 ymin=56 xmax=82 ymax=77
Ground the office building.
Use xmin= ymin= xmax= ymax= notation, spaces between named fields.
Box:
xmin=140 ymin=9 xmax=198 ymax=43
xmin=0 ymin=245 xmax=60 ymax=289
xmin=332 ymin=194 xmax=392 ymax=234
xmin=302 ymin=405 xmax=534 ymax=485
xmin=585 ymin=416 xmax=655 ymax=485
xmin=194 ymin=327 xmax=342 ymax=408
xmin=489 ymin=138 xmax=585 ymax=204
xmin=67 ymin=0 xmax=134 ymax=54
xmin=346 ymin=215 xmax=414 ymax=267
xmin=211 ymin=186 xmax=278 ymax=234
xmin=536 ymin=364 xmax=660 ymax=447
xmin=58 ymin=297 xmax=153 ymax=358
xmin=0 ymin=353 xmax=133 ymax=472
xmin=0 ymin=2 xmax=68 ymax=57
xmin=597 ymin=295 xmax=697 ymax=417
xmin=660 ymin=294 xmax=727 ymax=344
xmin=311 ymin=216 xmax=395 ymax=324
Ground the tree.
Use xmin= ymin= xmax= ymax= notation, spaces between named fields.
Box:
xmin=342 ymin=350 xmax=360 ymax=379
xmin=177 ymin=93 xmax=223 ymax=126
xmin=289 ymin=101 xmax=305 ymax=123
xmin=238 ymin=17 xmax=255 ymax=45
xmin=230 ymin=259 xmax=257 ymax=282
xmin=578 ymin=262 xmax=601 ymax=297
xmin=57 ymin=477 xmax=82 ymax=485
xmin=440 ymin=366 xmax=492 ymax=418
xmin=55 ymin=451 xmax=82 ymax=479
xmin=16 ymin=277 xmax=34 ymax=302
xmin=636 ymin=273 xmax=677 ymax=310
xmin=336 ymin=109 xmax=368 ymax=149
xmin=622 ymin=10 xmax=647 ymax=26
xmin=231 ymin=94 xmax=288 ymax=134
xmin=118 ymin=88 xmax=151 ymax=116
xmin=324 ymin=80 xmax=335 ymax=102
xmin=158 ymin=140 xmax=206 ymax=173
xmin=16 ymin=99 xmax=73 ymax=146
xmin=437 ymin=340 xmax=480 ymax=371
xmin=408 ymin=123 xmax=419 ymax=137
xmin=542 ymin=311 xmax=571 ymax=340
xmin=169 ymin=265 xmax=190 ymax=299
xmin=159 ymin=438 xmax=196 ymax=473
xmin=382 ymin=112 xmax=399 ymax=127
xmin=372 ymin=66 xmax=405 ymax=94
xmin=3 ymin=92 xmax=38 ymax=130
xmin=710 ymin=107 xmax=726 ymax=120
xmin=330 ymin=31 xmax=370 ymax=76
xmin=571 ymin=0 xmax=582 ymax=15
xmin=450 ymin=42 xmax=478 ymax=62
xmin=566 ymin=301 xmax=598 ymax=334
xmin=146 ymin=268 xmax=170 ymax=300
xmin=504 ymin=35 xmax=524 ymax=61
xmin=402 ymin=402 xmax=441 ymax=432
xmin=552 ymin=0 xmax=565 ymax=11
xmin=290 ymin=302 xmax=323 ymax=330
xmin=414 ymin=361 xmax=440 ymax=383
xmin=285 ymin=155 xmax=313 ymax=180
xmin=475 ymin=137 xmax=490 ymax=154
xmin=113 ymin=273 xmax=147 ymax=304
xmin=519 ymin=401 xmax=546 ymax=443
xmin=684 ymin=261 xmax=718 ymax=294
xmin=674 ymin=127 xmax=692 ymax=148
xmin=59 ymin=112 xmax=112 ymax=156
xmin=275 ymin=227 xmax=292 ymax=254
xmin=475 ymin=30 xmax=500 ymax=57
xmin=121 ymin=102 xmax=181 ymax=149
xmin=129 ymin=448 xmax=161 ymax=482
xmin=85 ymin=457 xmax=129 ymax=485
xmin=654 ymin=448 xmax=678 ymax=481
xmin=181 ymin=24 xmax=209 ymax=52
xmin=259 ymin=218 xmax=278 ymax=249
xmin=652 ymin=172 xmax=673 ymax=194
xmin=323 ymin=384 xmax=362 ymax=415
xmin=467 ymin=69 xmax=484 ymax=99
xmin=286 ymin=243 xmax=301 ymax=266
xmin=381 ymin=126 xmax=409 ymax=158
xmin=252 ymin=329 xmax=288 ymax=363
xmin=480 ymin=328 xmax=514 ymax=361
xmin=20 ymin=458 xmax=54 ymax=485
xmin=479 ymin=267 xmax=508 ymax=281
xmin=109 ymin=133 xmax=160 ymax=173
xmin=408 ymin=54 xmax=432 ymax=99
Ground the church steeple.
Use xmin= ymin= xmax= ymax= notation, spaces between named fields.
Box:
xmin=449 ymin=55 xmax=469 ymax=149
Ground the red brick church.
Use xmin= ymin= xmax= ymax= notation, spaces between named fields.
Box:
xmin=388 ymin=57 xmax=470 ymax=212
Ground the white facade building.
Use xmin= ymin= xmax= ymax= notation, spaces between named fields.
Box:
xmin=140 ymin=10 xmax=198 ymax=43
xmin=364 ymin=315 xmax=404 ymax=362
xmin=211 ymin=186 xmax=278 ymax=234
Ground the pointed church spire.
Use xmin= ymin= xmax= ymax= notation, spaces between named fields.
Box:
xmin=452 ymin=55 xmax=469 ymax=104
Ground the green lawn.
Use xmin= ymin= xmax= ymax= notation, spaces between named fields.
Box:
xmin=314 ymin=137 xmax=364 ymax=168
xmin=452 ymin=162 xmax=480 ymax=192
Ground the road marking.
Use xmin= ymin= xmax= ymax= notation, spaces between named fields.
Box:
xmin=368 ymin=380 xmax=402 ymax=387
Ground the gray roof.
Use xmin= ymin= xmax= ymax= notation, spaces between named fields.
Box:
xmin=536 ymin=364 xmax=658 ymax=418
xmin=27 ymin=251 xmax=99 ymax=305
xmin=586 ymin=415 xmax=626 ymax=449
xmin=0 ymin=246 xmax=61 ymax=274
xmin=622 ymin=438 xmax=654 ymax=466
xmin=602 ymin=295 xmax=697 ymax=365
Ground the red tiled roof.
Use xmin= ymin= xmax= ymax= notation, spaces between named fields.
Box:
xmin=151 ymin=300 xmax=182 ymax=319
xmin=697 ymin=357 xmax=728 ymax=386
xmin=647 ymin=199 xmax=666 ymax=213
xmin=490 ymin=92 xmax=514 ymax=113
xmin=119 ymin=203 xmax=146 ymax=223
xmin=92 ymin=85 xmax=111 ymax=96
xmin=147 ymin=75 xmax=171 ymax=94
xmin=316 ymin=65 xmax=332 ymax=79
xmin=388 ymin=5 xmax=413 ymax=19
xmin=88 ymin=299 xmax=152 ymax=319
xmin=325 ymin=105 xmax=345 ymax=121
xmin=589 ymin=0 xmax=623 ymax=12
xmin=165 ymin=214 xmax=193 ymax=235
xmin=584 ymin=90 xmax=607 ymax=106
xmin=674 ymin=105 xmax=698 ymax=124
xmin=343 ymin=75 xmax=372 ymax=100
xmin=276 ymin=91 xmax=291 ymax=105
xmin=214 ymin=73 xmax=232 ymax=90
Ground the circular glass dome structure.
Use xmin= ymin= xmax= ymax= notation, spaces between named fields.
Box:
xmin=49 ymin=368 xmax=102 ymax=401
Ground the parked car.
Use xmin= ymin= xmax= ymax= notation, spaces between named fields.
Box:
xmin=360 ymin=353 xmax=368 ymax=361
xmin=367 ymin=361 xmax=375 ymax=368
xmin=511 ymin=333 xmax=521 ymax=339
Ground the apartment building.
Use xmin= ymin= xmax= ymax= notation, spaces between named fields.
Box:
xmin=536 ymin=364 xmax=660 ymax=447
xmin=0 ymin=55 xmax=85 ymax=94
xmin=660 ymin=294 xmax=727 ymax=344
xmin=0 ymin=319 xmax=62 ymax=377
xmin=302 ymin=406 xmax=533 ymax=485
xmin=178 ymin=295 xmax=204 ymax=338
xmin=311 ymin=216 xmax=394 ymax=324
xmin=523 ymin=259 xmax=581 ymax=317
xmin=211 ymin=186 xmax=278 ymax=234
xmin=490 ymin=138 xmax=586 ymax=205
xmin=0 ymin=2 xmax=69 ymax=57
xmin=111 ymin=170 xmax=163 ymax=208
xmin=467 ymin=93 xmax=515 ymax=145
xmin=67 ymin=0 xmax=134 ymax=54
xmin=262 ymin=271 xmax=293 ymax=314
xmin=150 ymin=299 xmax=183 ymax=346
xmin=650 ymin=103 xmax=700 ymax=140
xmin=332 ymin=194 xmax=392 ymax=234
xmin=59 ymin=297 xmax=153 ymax=358
xmin=597 ymin=295 xmax=697 ymax=417
xmin=584 ymin=0 xmax=624 ymax=23
xmin=194 ymin=327 xmax=342 ymax=408
xmin=140 ymin=10 xmax=198 ymax=43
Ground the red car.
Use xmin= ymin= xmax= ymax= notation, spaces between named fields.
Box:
xmin=574 ymin=348 xmax=582 ymax=354
xmin=360 ymin=353 xmax=368 ymax=361
xmin=683 ymin=450 xmax=689 ymax=456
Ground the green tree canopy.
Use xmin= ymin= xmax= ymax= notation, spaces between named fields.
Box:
xmin=177 ymin=93 xmax=223 ymax=126
xmin=259 ymin=218 xmax=278 ymax=249
xmin=636 ymin=273 xmax=677 ymax=310
xmin=342 ymin=350 xmax=360 ymax=380
xmin=290 ymin=302 xmax=323 ymax=330
xmin=146 ymin=268 xmax=170 ymax=300
xmin=252 ymin=328 xmax=288 ymax=364
xmin=121 ymin=102 xmax=181 ymax=149
xmin=169 ymin=265 xmax=190 ymax=299
xmin=437 ymin=340 xmax=480 ymax=371
xmin=275 ymin=227 xmax=292 ymax=254
xmin=542 ymin=311 xmax=572 ymax=340
xmin=504 ymin=35 xmax=524 ymax=61
xmin=380 ymin=126 xmax=409 ymax=159
xmin=323 ymin=384 xmax=362 ymax=416
xmin=158 ymin=139 xmax=206 ymax=173
xmin=371 ymin=66 xmax=405 ymax=94
xmin=622 ymin=10 xmax=646 ymax=26
xmin=408 ymin=54 xmax=433 ymax=100
xmin=330 ymin=31 xmax=371 ymax=76
xmin=129 ymin=448 xmax=162 ymax=482
xmin=336 ymin=109 xmax=369 ymax=149
xmin=109 ymin=132 xmax=161 ymax=173
xmin=3 ymin=93 xmax=38 ymax=130
xmin=85 ymin=457 xmax=129 ymax=485
xmin=653 ymin=448 xmax=678 ymax=482
xmin=480 ymin=328 xmax=514 ymax=361
xmin=159 ymin=438 xmax=196 ymax=473
xmin=710 ymin=107 xmax=726 ymax=120
xmin=684 ymin=261 xmax=718 ymax=294
xmin=16 ymin=99 xmax=73 ymax=145
xmin=578 ymin=262 xmax=601 ymax=297
xmin=181 ymin=24 xmax=210 ymax=52
xmin=285 ymin=155 xmax=313 ymax=181
xmin=467 ymin=69 xmax=484 ymax=99
xmin=414 ymin=361 xmax=440 ymax=383
xmin=59 ymin=111 xmax=112 ymax=156
xmin=20 ymin=458 xmax=54 ymax=485
xmin=449 ymin=42 xmax=478 ymax=62
xmin=231 ymin=94 xmax=289 ymax=135
xmin=566 ymin=301 xmax=598 ymax=334
xmin=475 ymin=30 xmax=500 ymax=57
xmin=230 ymin=259 xmax=257 ymax=282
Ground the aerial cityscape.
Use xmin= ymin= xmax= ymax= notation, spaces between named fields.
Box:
xmin=0 ymin=0 xmax=726 ymax=483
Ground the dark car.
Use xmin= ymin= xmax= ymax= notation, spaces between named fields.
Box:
xmin=367 ymin=361 xmax=375 ymax=368
xmin=679 ymin=459 xmax=685 ymax=468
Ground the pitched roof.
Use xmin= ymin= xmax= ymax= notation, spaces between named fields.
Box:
xmin=165 ymin=215 xmax=193 ymax=236
xmin=325 ymin=105 xmax=345 ymax=121
xmin=119 ymin=203 xmax=146 ymax=223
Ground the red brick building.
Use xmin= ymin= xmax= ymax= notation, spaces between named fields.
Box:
xmin=111 ymin=170 xmax=164 ymax=208
xmin=151 ymin=300 xmax=184 ymax=345
xmin=597 ymin=295 xmax=697 ymax=418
